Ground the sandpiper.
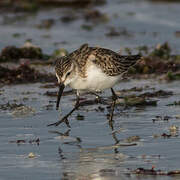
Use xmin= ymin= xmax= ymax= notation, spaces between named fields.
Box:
xmin=48 ymin=44 xmax=141 ymax=127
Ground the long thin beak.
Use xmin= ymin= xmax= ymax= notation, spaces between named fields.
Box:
xmin=56 ymin=83 xmax=65 ymax=110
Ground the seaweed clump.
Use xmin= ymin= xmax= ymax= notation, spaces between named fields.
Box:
xmin=132 ymin=167 xmax=180 ymax=176
xmin=128 ymin=42 xmax=180 ymax=78
xmin=0 ymin=0 xmax=106 ymax=12
xmin=150 ymin=42 xmax=171 ymax=59
xmin=0 ymin=64 xmax=56 ymax=85
xmin=0 ymin=45 xmax=43 ymax=62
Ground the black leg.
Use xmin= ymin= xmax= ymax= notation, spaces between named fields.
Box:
xmin=75 ymin=91 xmax=80 ymax=107
xmin=47 ymin=100 xmax=81 ymax=127
xmin=47 ymin=91 xmax=81 ymax=127
xmin=109 ymin=88 xmax=118 ymax=123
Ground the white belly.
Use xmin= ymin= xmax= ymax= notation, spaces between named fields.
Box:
xmin=69 ymin=64 xmax=121 ymax=92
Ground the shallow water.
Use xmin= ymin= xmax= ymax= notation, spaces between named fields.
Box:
xmin=0 ymin=80 xmax=180 ymax=180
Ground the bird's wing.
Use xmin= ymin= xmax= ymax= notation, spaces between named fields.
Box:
xmin=69 ymin=44 xmax=92 ymax=78
xmin=89 ymin=47 xmax=141 ymax=76
xmin=69 ymin=44 xmax=141 ymax=77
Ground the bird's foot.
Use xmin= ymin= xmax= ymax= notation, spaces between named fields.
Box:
xmin=47 ymin=115 xmax=71 ymax=128
xmin=47 ymin=102 xmax=81 ymax=128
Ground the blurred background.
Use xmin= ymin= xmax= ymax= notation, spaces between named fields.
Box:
xmin=0 ymin=0 xmax=180 ymax=55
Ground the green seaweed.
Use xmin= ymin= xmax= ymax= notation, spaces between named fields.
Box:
xmin=150 ymin=42 xmax=171 ymax=59
xmin=0 ymin=45 xmax=44 ymax=62
xmin=167 ymin=71 xmax=180 ymax=81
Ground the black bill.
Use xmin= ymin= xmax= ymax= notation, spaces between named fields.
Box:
xmin=56 ymin=83 xmax=65 ymax=110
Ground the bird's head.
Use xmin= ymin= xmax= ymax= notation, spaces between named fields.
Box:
xmin=55 ymin=56 xmax=76 ymax=86
xmin=54 ymin=56 xmax=76 ymax=109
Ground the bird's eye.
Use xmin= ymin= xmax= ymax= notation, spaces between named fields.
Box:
xmin=66 ymin=72 xmax=71 ymax=77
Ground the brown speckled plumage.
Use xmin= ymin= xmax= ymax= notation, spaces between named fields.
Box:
xmin=55 ymin=44 xmax=141 ymax=78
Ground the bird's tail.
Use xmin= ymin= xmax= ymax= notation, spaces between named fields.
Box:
xmin=126 ymin=54 xmax=142 ymax=66
xmin=120 ymin=54 xmax=142 ymax=71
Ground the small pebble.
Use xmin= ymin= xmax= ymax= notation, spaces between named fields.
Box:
xmin=175 ymin=115 xmax=180 ymax=119
xmin=169 ymin=125 xmax=178 ymax=132
xmin=28 ymin=152 xmax=35 ymax=158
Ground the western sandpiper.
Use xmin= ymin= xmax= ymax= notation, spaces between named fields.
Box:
xmin=48 ymin=44 xmax=141 ymax=127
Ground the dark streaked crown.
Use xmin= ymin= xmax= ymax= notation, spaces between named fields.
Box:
xmin=54 ymin=56 xmax=71 ymax=79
